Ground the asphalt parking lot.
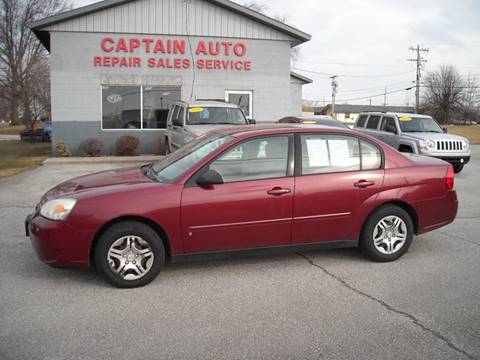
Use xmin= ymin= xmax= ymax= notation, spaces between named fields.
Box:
xmin=1 ymin=148 xmax=479 ymax=360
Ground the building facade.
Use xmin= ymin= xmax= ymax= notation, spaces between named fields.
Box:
xmin=31 ymin=0 xmax=311 ymax=154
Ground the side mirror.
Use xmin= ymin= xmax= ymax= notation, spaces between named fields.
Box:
xmin=248 ymin=118 xmax=256 ymax=125
xmin=195 ymin=170 xmax=224 ymax=187
xmin=442 ymin=127 xmax=448 ymax=133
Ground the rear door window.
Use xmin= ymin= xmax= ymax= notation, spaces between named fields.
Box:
xmin=361 ymin=141 xmax=382 ymax=170
xmin=366 ymin=115 xmax=381 ymax=130
xmin=300 ymin=134 xmax=361 ymax=175
xmin=356 ymin=115 xmax=368 ymax=127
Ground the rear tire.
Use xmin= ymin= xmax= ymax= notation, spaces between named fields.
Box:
xmin=94 ymin=221 xmax=165 ymax=288
xmin=360 ymin=205 xmax=414 ymax=262
xmin=453 ymin=163 xmax=464 ymax=173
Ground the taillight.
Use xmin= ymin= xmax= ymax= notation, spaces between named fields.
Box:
xmin=445 ymin=165 xmax=454 ymax=190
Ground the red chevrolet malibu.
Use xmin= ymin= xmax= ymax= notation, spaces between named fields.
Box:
xmin=26 ymin=125 xmax=458 ymax=287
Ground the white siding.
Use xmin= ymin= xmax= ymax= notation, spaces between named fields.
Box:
xmin=45 ymin=0 xmax=294 ymax=42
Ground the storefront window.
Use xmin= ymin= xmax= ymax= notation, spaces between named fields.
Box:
xmin=102 ymin=85 xmax=180 ymax=130
xmin=102 ymin=85 xmax=141 ymax=129
xmin=143 ymin=87 xmax=179 ymax=129
xmin=225 ymin=90 xmax=253 ymax=119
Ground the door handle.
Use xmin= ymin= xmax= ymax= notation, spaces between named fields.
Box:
xmin=267 ymin=187 xmax=291 ymax=196
xmin=354 ymin=180 xmax=375 ymax=188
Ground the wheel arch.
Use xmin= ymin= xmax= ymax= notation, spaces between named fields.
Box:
xmin=89 ymin=215 xmax=172 ymax=269
xmin=360 ymin=200 xmax=419 ymax=241
xmin=398 ymin=143 xmax=415 ymax=153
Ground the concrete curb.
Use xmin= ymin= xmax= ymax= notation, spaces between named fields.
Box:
xmin=43 ymin=155 xmax=164 ymax=164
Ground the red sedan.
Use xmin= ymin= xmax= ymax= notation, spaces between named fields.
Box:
xmin=26 ymin=125 xmax=458 ymax=288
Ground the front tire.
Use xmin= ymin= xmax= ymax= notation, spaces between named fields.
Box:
xmin=94 ymin=221 xmax=165 ymax=288
xmin=360 ymin=205 xmax=414 ymax=262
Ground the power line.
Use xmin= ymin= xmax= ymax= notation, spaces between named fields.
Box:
xmin=296 ymin=60 xmax=410 ymax=68
xmin=335 ymin=86 xmax=414 ymax=103
xmin=336 ymin=81 xmax=414 ymax=94
xmin=292 ymin=67 xmax=416 ymax=79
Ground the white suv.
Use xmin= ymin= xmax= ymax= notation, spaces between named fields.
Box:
xmin=164 ymin=100 xmax=250 ymax=152
xmin=353 ymin=112 xmax=471 ymax=173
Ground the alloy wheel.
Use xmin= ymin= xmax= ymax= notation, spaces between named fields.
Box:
xmin=372 ymin=216 xmax=408 ymax=255
xmin=107 ymin=235 xmax=154 ymax=280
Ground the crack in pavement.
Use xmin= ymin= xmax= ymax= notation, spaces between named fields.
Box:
xmin=297 ymin=252 xmax=478 ymax=360
xmin=456 ymin=216 xmax=480 ymax=220
xmin=0 ymin=205 xmax=33 ymax=209
xmin=440 ymin=231 xmax=480 ymax=248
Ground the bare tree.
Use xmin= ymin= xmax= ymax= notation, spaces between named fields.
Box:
xmin=243 ymin=1 xmax=301 ymax=63
xmin=243 ymin=1 xmax=268 ymax=14
xmin=0 ymin=0 xmax=70 ymax=128
xmin=422 ymin=65 xmax=465 ymax=124
xmin=461 ymin=75 xmax=480 ymax=124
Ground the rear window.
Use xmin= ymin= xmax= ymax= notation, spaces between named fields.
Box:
xmin=366 ymin=115 xmax=380 ymax=129
xmin=356 ymin=115 xmax=368 ymax=127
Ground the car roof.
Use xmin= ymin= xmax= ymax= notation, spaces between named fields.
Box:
xmin=298 ymin=115 xmax=335 ymax=120
xmin=175 ymin=100 xmax=239 ymax=108
xmin=216 ymin=124 xmax=358 ymax=137
xmin=360 ymin=112 xmax=432 ymax=118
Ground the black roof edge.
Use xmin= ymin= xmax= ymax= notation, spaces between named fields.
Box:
xmin=30 ymin=0 xmax=311 ymax=51
xmin=290 ymin=71 xmax=313 ymax=84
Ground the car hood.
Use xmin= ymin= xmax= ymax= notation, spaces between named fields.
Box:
xmin=41 ymin=167 xmax=154 ymax=202
xmin=185 ymin=124 xmax=244 ymax=137
xmin=401 ymin=132 xmax=467 ymax=142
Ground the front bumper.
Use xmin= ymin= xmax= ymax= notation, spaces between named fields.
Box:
xmin=25 ymin=214 xmax=91 ymax=268
xmin=436 ymin=156 xmax=470 ymax=166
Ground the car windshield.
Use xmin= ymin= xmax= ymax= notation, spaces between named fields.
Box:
xmin=187 ymin=106 xmax=247 ymax=125
xmin=151 ymin=134 xmax=233 ymax=183
xmin=398 ymin=116 xmax=443 ymax=133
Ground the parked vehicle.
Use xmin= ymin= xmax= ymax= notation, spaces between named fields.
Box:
xmin=353 ymin=112 xmax=471 ymax=173
xmin=165 ymin=100 xmax=251 ymax=152
xmin=277 ymin=115 xmax=349 ymax=129
xmin=43 ymin=121 xmax=52 ymax=141
xmin=26 ymin=125 xmax=458 ymax=288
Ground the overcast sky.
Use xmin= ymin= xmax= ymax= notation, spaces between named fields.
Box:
xmin=73 ymin=0 xmax=480 ymax=106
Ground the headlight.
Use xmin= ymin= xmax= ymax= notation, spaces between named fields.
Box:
xmin=418 ymin=140 xmax=427 ymax=152
xmin=40 ymin=199 xmax=77 ymax=221
xmin=461 ymin=139 xmax=469 ymax=150
xmin=426 ymin=139 xmax=436 ymax=150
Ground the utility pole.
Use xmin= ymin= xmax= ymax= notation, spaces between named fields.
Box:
xmin=408 ymin=44 xmax=429 ymax=113
xmin=383 ymin=87 xmax=387 ymax=107
xmin=330 ymin=75 xmax=338 ymax=119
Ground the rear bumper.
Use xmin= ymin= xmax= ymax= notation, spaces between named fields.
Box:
xmin=416 ymin=190 xmax=458 ymax=235
xmin=25 ymin=214 xmax=91 ymax=268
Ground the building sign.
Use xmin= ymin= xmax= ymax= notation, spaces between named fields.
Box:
xmin=93 ymin=37 xmax=252 ymax=71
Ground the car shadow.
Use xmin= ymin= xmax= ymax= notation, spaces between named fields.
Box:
xmin=19 ymin=247 xmax=365 ymax=287
xmin=163 ymin=247 xmax=365 ymax=273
